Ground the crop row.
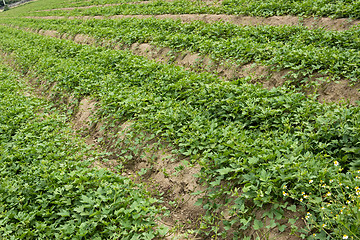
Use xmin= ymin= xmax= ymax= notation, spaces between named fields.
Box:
xmin=222 ymin=0 xmax=360 ymax=18
xmin=45 ymin=0 xmax=150 ymax=9
xmin=4 ymin=17 xmax=360 ymax=83
xmin=11 ymin=0 xmax=360 ymax=19
xmin=0 ymin=63 xmax=166 ymax=239
xmin=0 ymin=25 xmax=359 ymax=239
xmin=0 ymin=0 xmax=147 ymax=14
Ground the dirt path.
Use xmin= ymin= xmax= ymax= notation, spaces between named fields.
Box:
xmin=29 ymin=13 xmax=359 ymax=31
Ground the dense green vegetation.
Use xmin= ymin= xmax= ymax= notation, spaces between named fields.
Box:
xmin=0 ymin=0 xmax=147 ymax=15
xmin=3 ymin=17 xmax=360 ymax=84
xmin=222 ymin=0 xmax=360 ymax=18
xmin=8 ymin=0 xmax=360 ymax=19
xmin=1 ymin=0 xmax=360 ymax=239
xmin=59 ymin=0 xmax=150 ymax=8
xmin=0 ymin=25 xmax=359 ymax=239
xmin=0 ymin=64 xmax=166 ymax=239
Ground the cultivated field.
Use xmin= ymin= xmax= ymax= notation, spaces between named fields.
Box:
xmin=0 ymin=0 xmax=360 ymax=239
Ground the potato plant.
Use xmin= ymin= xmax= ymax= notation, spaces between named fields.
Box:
xmin=0 ymin=64 xmax=166 ymax=239
xmin=13 ymin=0 xmax=360 ymax=19
xmin=0 ymin=26 xmax=358 ymax=239
xmin=3 ymin=17 xmax=360 ymax=84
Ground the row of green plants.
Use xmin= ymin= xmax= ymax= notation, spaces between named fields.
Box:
xmin=2 ymin=0 xmax=206 ymax=16
xmin=10 ymin=0 xmax=360 ymax=19
xmin=52 ymin=0 xmax=150 ymax=9
xmin=4 ymin=17 xmax=360 ymax=83
xmin=222 ymin=0 xmax=360 ymax=18
xmin=0 ymin=0 xmax=147 ymax=16
xmin=1 ymin=0 xmax=146 ymax=10
xmin=0 ymin=63 xmax=166 ymax=239
xmin=0 ymin=25 xmax=359 ymax=239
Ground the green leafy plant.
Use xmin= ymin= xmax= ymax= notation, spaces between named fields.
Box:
xmin=0 ymin=23 xmax=359 ymax=239
xmin=4 ymin=17 xmax=360 ymax=84
xmin=7 ymin=0 xmax=360 ymax=19
xmin=0 ymin=64 xmax=166 ymax=239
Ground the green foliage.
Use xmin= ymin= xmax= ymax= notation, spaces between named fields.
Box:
xmin=11 ymin=0 xmax=360 ymax=19
xmin=222 ymin=0 xmax=360 ymax=18
xmin=0 ymin=65 xmax=165 ymax=239
xmin=14 ymin=0 xmax=213 ymax=17
xmin=0 ymin=0 xmax=149 ymax=16
xmin=4 ymin=17 xmax=360 ymax=83
xmin=0 ymin=26 xmax=358 ymax=239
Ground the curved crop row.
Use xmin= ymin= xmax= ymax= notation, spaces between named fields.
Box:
xmin=43 ymin=0 xmax=150 ymax=10
xmin=0 ymin=25 xmax=359 ymax=239
xmin=222 ymin=0 xmax=360 ymax=18
xmin=0 ymin=0 xmax=148 ymax=14
xmin=12 ymin=0 xmax=360 ymax=19
xmin=0 ymin=65 xmax=165 ymax=239
xmin=4 ymin=17 xmax=360 ymax=83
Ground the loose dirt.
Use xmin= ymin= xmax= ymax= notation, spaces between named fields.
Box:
xmin=71 ymin=97 xmax=206 ymax=239
xmin=60 ymin=93 xmax=205 ymax=238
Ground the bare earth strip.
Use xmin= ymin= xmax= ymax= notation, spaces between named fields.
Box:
xmin=29 ymin=13 xmax=360 ymax=31
xmin=35 ymin=1 xmax=151 ymax=12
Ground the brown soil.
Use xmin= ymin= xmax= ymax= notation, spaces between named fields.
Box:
xmin=0 ymin=49 xmax=205 ymax=239
xmin=30 ymin=13 xmax=360 ymax=31
xmin=73 ymin=33 xmax=96 ymax=44
xmin=72 ymin=97 xmax=206 ymax=239
xmin=112 ymin=40 xmax=360 ymax=105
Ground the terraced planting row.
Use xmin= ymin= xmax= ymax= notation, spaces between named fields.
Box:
xmin=2 ymin=0 xmax=360 ymax=239
xmin=28 ymin=14 xmax=360 ymax=31
xmin=8 ymin=0 xmax=360 ymax=19
xmin=0 ymin=63 xmax=167 ymax=239
xmin=1 ymin=24 xmax=359 ymax=239
xmin=1 ymin=0 xmax=149 ymax=13
xmin=3 ymin=16 xmax=360 ymax=101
